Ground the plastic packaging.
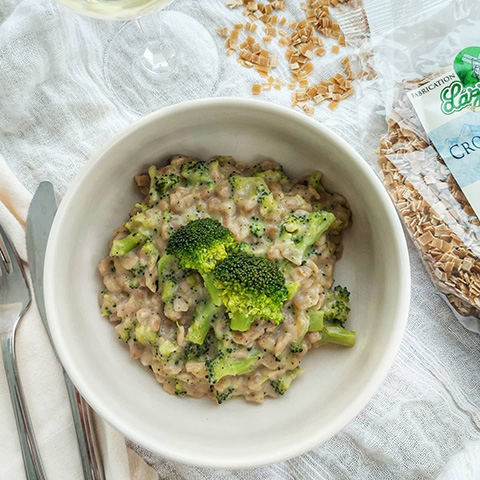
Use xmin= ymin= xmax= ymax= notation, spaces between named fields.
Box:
xmin=338 ymin=0 xmax=480 ymax=330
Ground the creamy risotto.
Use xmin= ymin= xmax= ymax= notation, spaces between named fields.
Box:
xmin=99 ymin=155 xmax=354 ymax=404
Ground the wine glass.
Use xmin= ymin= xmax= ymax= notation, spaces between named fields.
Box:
xmin=53 ymin=0 xmax=219 ymax=115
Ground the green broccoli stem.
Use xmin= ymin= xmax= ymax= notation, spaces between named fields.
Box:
xmin=271 ymin=368 xmax=302 ymax=395
xmin=305 ymin=171 xmax=326 ymax=193
xmin=279 ymin=210 xmax=336 ymax=265
xmin=161 ymin=280 xmax=176 ymax=303
xmin=148 ymin=165 xmax=160 ymax=205
xmin=307 ymin=310 xmax=324 ymax=332
xmin=296 ymin=212 xmax=335 ymax=256
xmin=206 ymin=349 xmax=262 ymax=383
xmin=229 ymin=311 xmax=256 ymax=332
xmin=322 ymin=325 xmax=355 ymax=347
xmin=202 ymin=273 xmax=223 ymax=307
xmin=110 ymin=233 xmax=141 ymax=257
xmin=142 ymin=240 xmax=159 ymax=259
xmin=286 ymin=281 xmax=300 ymax=300
xmin=185 ymin=299 xmax=219 ymax=345
xmin=157 ymin=254 xmax=176 ymax=290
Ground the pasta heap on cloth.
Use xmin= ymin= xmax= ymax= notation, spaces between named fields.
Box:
xmin=0 ymin=0 xmax=480 ymax=478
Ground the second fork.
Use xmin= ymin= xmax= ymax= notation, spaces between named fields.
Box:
xmin=0 ymin=224 xmax=47 ymax=480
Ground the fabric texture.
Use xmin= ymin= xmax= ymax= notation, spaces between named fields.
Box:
xmin=0 ymin=0 xmax=480 ymax=478
xmin=0 ymin=155 xmax=157 ymax=479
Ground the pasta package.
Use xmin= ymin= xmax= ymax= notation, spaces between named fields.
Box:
xmin=346 ymin=0 xmax=480 ymax=329
xmin=377 ymin=75 xmax=480 ymax=321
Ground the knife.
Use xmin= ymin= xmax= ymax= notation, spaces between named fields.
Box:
xmin=26 ymin=182 xmax=105 ymax=480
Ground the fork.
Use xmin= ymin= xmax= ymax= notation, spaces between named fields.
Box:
xmin=0 ymin=223 xmax=47 ymax=480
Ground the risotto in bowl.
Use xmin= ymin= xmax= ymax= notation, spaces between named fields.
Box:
xmin=44 ymin=98 xmax=410 ymax=468
xmin=98 ymin=155 xmax=354 ymax=404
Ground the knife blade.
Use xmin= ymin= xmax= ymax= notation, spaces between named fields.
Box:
xmin=26 ymin=182 xmax=57 ymax=343
xmin=26 ymin=182 xmax=105 ymax=480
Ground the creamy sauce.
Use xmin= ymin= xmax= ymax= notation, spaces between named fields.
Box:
xmin=99 ymin=155 xmax=351 ymax=403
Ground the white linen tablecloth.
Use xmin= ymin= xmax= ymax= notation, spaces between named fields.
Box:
xmin=1 ymin=0 xmax=480 ymax=478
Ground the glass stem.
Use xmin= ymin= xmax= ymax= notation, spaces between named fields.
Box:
xmin=134 ymin=15 xmax=175 ymax=75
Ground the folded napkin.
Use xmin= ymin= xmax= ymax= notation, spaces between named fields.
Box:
xmin=437 ymin=442 xmax=480 ymax=480
xmin=0 ymin=154 xmax=157 ymax=480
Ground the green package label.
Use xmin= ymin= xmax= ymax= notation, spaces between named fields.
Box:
xmin=454 ymin=46 xmax=480 ymax=87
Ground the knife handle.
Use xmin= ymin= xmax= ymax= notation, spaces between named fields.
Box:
xmin=63 ymin=372 xmax=105 ymax=480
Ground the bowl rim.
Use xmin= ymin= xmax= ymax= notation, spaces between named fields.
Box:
xmin=44 ymin=97 xmax=411 ymax=469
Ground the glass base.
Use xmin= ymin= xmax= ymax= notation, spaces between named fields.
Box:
xmin=104 ymin=11 xmax=219 ymax=116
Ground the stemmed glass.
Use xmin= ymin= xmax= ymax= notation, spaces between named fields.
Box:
xmin=53 ymin=0 xmax=219 ymax=115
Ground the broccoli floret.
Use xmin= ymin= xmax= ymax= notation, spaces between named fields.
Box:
xmin=316 ymin=286 xmax=354 ymax=347
xmin=203 ymin=312 xmax=266 ymax=388
xmin=180 ymin=159 xmax=212 ymax=186
xmin=322 ymin=324 xmax=355 ymax=347
xmin=110 ymin=208 xmax=162 ymax=257
xmin=126 ymin=260 xmax=146 ymax=289
xmin=229 ymin=174 xmax=281 ymax=218
xmin=157 ymin=339 xmax=178 ymax=357
xmin=230 ymin=241 xmax=254 ymax=255
xmin=129 ymin=263 xmax=146 ymax=277
xmin=156 ymin=254 xmax=180 ymax=305
xmin=205 ymin=348 xmax=261 ymax=384
xmin=142 ymin=242 xmax=159 ymax=293
xmin=162 ymin=210 xmax=173 ymax=223
xmin=148 ymin=166 xmax=179 ymax=205
xmin=250 ymin=217 xmax=266 ymax=237
xmin=125 ymin=209 xmax=161 ymax=237
xmin=254 ymin=169 xmax=289 ymax=185
xmin=174 ymin=379 xmax=187 ymax=396
xmin=133 ymin=203 xmax=152 ymax=213
xmin=213 ymin=252 xmax=288 ymax=330
xmin=134 ymin=324 xmax=158 ymax=345
xmin=116 ymin=317 xmax=134 ymax=343
xmin=101 ymin=292 xmax=117 ymax=317
xmin=184 ymin=330 xmax=215 ymax=362
xmin=208 ymin=156 xmax=234 ymax=180
xmin=185 ymin=298 xmax=220 ymax=345
xmin=329 ymin=219 xmax=345 ymax=235
xmin=322 ymin=285 xmax=351 ymax=324
xmin=271 ymin=368 xmax=302 ymax=395
xmin=166 ymin=218 xmax=235 ymax=274
xmin=278 ymin=210 xmax=336 ymax=265
xmin=304 ymin=171 xmax=326 ymax=193
xmin=210 ymin=155 xmax=234 ymax=165
xmin=213 ymin=386 xmax=235 ymax=404
xmin=257 ymin=185 xmax=282 ymax=218
xmin=127 ymin=276 xmax=141 ymax=289
xmin=229 ymin=174 xmax=265 ymax=201
xmin=289 ymin=343 xmax=304 ymax=354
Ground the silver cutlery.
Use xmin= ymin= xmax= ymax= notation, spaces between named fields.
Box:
xmin=26 ymin=182 xmax=105 ymax=480
xmin=0 ymin=223 xmax=47 ymax=480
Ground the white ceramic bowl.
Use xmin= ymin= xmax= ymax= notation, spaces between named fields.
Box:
xmin=44 ymin=98 xmax=410 ymax=468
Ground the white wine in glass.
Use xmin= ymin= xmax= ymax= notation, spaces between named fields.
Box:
xmin=54 ymin=0 xmax=174 ymax=21
xmin=54 ymin=0 xmax=219 ymax=114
